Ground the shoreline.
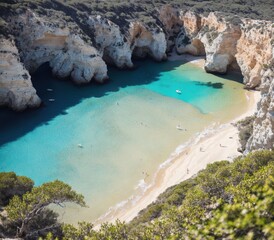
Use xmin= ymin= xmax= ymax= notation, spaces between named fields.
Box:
xmin=167 ymin=50 xmax=206 ymax=67
xmin=94 ymin=57 xmax=260 ymax=226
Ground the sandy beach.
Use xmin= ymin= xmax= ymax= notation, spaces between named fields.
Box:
xmin=94 ymin=54 xmax=261 ymax=226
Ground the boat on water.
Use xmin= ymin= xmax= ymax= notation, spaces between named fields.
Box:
xmin=48 ymin=98 xmax=55 ymax=102
xmin=78 ymin=144 xmax=83 ymax=148
xmin=176 ymin=125 xmax=183 ymax=130
xmin=47 ymin=88 xmax=53 ymax=92
xmin=176 ymin=89 xmax=182 ymax=94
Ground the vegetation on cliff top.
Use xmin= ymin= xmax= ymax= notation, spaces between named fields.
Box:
xmin=1 ymin=0 xmax=273 ymax=20
xmin=0 ymin=0 xmax=273 ymax=38
xmin=1 ymin=150 xmax=273 ymax=239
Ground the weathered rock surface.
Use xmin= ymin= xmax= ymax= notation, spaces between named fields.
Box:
xmin=15 ymin=10 xmax=108 ymax=84
xmin=88 ymin=15 xmax=167 ymax=67
xmin=236 ymin=19 xmax=273 ymax=88
xmin=168 ymin=8 xmax=273 ymax=151
xmin=176 ymin=11 xmax=205 ymax=56
xmin=0 ymin=5 xmax=273 ymax=151
xmin=176 ymin=10 xmax=273 ymax=84
xmin=246 ymin=60 xmax=274 ymax=151
xmin=178 ymin=12 xmax=242 ymax=73
xmin=88 ymin=16 xmax=133 ymax=68
xmin=158 ymin=5 xmax=183 ymax=50
xmin=0 ymin=38 xmax=41 ymax=111
xmin=129 ymin=22 xmax=167 ymax=61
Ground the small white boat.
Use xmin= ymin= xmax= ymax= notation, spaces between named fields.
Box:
xmin=47 ymin=88 xmax=53 ymax=92
xmin=176 ymin=89 xmax=182 ymax=94
xmin=48 ymin=98 xmax=55 ymax=102
xmin=78 ymin=144 xmax=83 ymax=148
xmin=176 ymin=125 xmax=183 ymax=130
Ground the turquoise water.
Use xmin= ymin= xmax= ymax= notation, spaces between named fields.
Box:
xmin=0 ymin=60 xmax=248 ymax=222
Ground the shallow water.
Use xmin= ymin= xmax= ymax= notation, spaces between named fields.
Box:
xmin=0 ymin=60 xmax=248 ymax=222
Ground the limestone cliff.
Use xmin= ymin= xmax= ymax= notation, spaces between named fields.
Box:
xmin=176 ymin=10 xmax=273 ymax=86
xmin=0 ymin=38 xmax=41 ymax=111
xmin=236 ymin=19 xmax=273 ymax=88
xmin=88 ymin=15 xmax=167 ymax=68
xmin=88 ymin=15 xmax=133 ymax=68
xmin=14 ymin=10 xmax=108 ymax=84
xmin=172 ymin=9 xmax=273 ymax=151
xmin=0 ymin=4 xmax=273 ymax=151
xmin=158 ymin=5 xmax=183 ymax=50
xmin=246 ymin=60 xmax=274 ymax=151
xmin=178 ymin=12 xmax=242 ymax=73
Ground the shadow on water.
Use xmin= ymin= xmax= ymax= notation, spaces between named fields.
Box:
xmin=194 ymin=81 xmax=224 ymax=89
xmin=211 ymin=71 xmax=243 ymax=84
xmin=0 ymin=59 xmax=184 ymax=146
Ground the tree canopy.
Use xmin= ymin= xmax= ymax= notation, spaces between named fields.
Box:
xmin=4 ymin=180 xmax=86 ymax=238
xmin=0 ymin=172 xmax=34 ymax=206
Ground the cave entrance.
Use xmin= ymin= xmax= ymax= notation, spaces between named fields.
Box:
xmin=132 ymin=46 xmax=152 ymax=60
xmin=191 ymin=39 xmax=206 ymax=56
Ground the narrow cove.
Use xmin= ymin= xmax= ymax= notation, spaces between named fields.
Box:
xmin=0 ymin=59 xmax=249 ymax=223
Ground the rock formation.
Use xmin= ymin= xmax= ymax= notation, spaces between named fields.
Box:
xmin=14 ymin=10 xmax=108 ymax=84
xmin=129 ymin=21 xmax=167 ymax=61
xmin=88 ymin=15 xmax=167 ymax=68
xmin=176 ymin=10 xmax=273 ymax=85
xmin=0 ymin=38 xmax=41 ymax=111
xmin=88 ymin=15 xmax=133 ymax=68
xmin=246 ymin=59 xmax=274 ymax=151
xmin=236 ymin=19 xmax=273 ymax=88
xmin=158 ymin=5 xmax=183 ymax=50
xmin=0 ymin=4 xmax=273 ymax=151
xmin=178 ymin=12 xmax=242 ymax=73
xmin=171 ymin=9 xmax=273 ymax=151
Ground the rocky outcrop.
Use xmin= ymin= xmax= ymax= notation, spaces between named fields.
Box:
xmin=246 ymin=60 xmax=274 ymax=151
xmin=176 ymin=11 xmax=205 ymax=56
xmin=88 ymin=16 xmax=133 ymax=68
xmin=176 ymin=10 xmax=273 ymax=82
xmin=236 ymin=19 xmax=273 ymax=88
xmin=158 ymin=5 xmax=183 ymax=50
xmin=177 ymin=12 xmax=242 ymax=73
xmin=14 ymin=10 xmax=108 ymax=84
xmin=88 ymin=15 xmax=167 ymax=67
xmin=0 ymin=5 xmax=273 ymax=151
xmin=167 ymin=8 xmax=273 ymax=151
xmin=0 ymin=38 xmax=41 ymax=111
xmin=129 ymin=22 xmax=167 ymax=61
xmin=0 ymin=8 xmax=168 ymax=111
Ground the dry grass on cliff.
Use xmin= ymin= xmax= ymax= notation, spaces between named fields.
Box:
xmin=0 ymin=0 xmax=273 ymax=38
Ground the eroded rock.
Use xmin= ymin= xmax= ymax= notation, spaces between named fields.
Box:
xmin=0 ymin=38 xmax=41 ymax=111
xmin=15 ymin=10 xmax=108 ymax=84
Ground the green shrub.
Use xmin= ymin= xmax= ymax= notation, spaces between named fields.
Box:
xmin=0 ymin=172 xmax=33 ymax=206
xmin=237 ymin=115 xmax=255 ymax=152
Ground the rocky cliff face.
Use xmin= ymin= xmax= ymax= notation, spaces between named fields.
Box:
xmin=176 ymin=10 xmax=273 ymax=86
xmin=246 ymin=60 xmax=274 ymax=151
xmin=178 ymin=12 xmax=242 ymax=73
xmin=88 ymin=15 xmax=167 ymax=68
xmin=172 ymin=9 xmax=273 ymax=151
xmin=0 ymin=5 xmax=273 ymax=151
xmin=0 ymin=9 xmax=167 ymax=111
xmin=14 ymin=10 xmax=108 ymax=84
xmin=236 ymin=19 xmax=273 ymax=88
xmin=0 ymin=38 xmax=41 ymax=111
xmin=88 ymin=16 xmax=133 ymax=69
